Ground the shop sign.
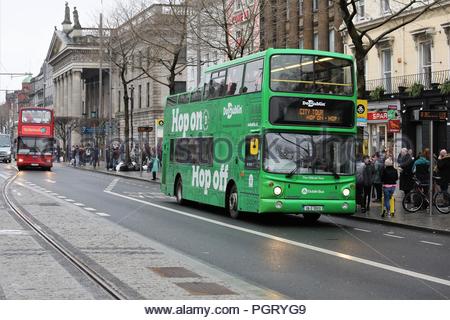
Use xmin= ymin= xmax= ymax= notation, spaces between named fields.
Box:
xmin=356 ymin=99 xmax=368 ymax=127
xmin=419 ymin=110 xmax=448 ymax=122
xmin=368 ymin=111 xmax=388 ymax=121
xmin=388 ymin=120 xmax=401 ymax=133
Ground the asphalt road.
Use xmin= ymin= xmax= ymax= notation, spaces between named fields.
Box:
xmin=7 ymin=163 xmax=450 ymax=299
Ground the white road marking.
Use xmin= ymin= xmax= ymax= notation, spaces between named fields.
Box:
xmin=420 ymin=241 xmax=443 ymax=246
xmin=50 ymin=193 xmax=59 ymax=196
xmin=65 ymin=199 xmax=75 ymax=202
xmin=106 ymin=190 xmax=450 ymax=288
xmin=57 ymin=196 xmax=67 ymax=199
xmin=104 ymin=178 xmax=120 ymax=192
xmin=85 ymin=208 xmax=96 ymax=211
xmin=45 ymin=190 xmax=52 ymax=193
xmin=354 ymin=228 xmax=371 ymax=233
xmin=45 ymin=179 xmax=56 ymax=184
xmin=0 ymin=173 xmax=10 ymax=179
xmin=0 ymin=230 xmax=31 ymax=236
xmin=95 ymin=212 xmax=110 ymax=217
xmin=74 ymin=203 xmax=85 ymax=206
xmin=383 ymin=234 xmax=405 ymax=239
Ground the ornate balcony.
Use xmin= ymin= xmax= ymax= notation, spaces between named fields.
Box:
xmin=366 ymin=69 xmax=450 ymax=94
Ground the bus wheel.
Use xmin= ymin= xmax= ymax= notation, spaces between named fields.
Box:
xmin=175 ymin=177 xmax=184 ymax=205
xmin=302 ymin=213 xmax=321 ymax=223
xmin=226 ymin=184 xmax=240 ymax=219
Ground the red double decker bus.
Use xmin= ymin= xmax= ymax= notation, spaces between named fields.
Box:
xmin=17 ymin=108 xmax=54 ymax=171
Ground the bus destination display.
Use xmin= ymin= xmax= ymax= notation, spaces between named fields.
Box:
xmin=298 ymin=107 xmax=341 ymax=123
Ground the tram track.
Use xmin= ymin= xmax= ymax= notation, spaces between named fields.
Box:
xmin=1 ymin=170 xmax=127 ymax=300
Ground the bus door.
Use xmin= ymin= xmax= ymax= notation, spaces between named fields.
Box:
xmin=238 ymin=135 xmax=261 ymax=211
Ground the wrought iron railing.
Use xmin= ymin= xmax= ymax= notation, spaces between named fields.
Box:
xmin=366 ymin=69 xmax=450 ymax=94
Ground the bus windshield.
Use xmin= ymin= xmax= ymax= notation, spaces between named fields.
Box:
xmin=270 ymin=55 xmax=353 ymax=96
xmin=21 ymin=109 xmax=52 ymax=124
xmin=264 ymin=132 xmax=355 ymax=176
xmin=18 ymin=137 xmax=53 ymax=155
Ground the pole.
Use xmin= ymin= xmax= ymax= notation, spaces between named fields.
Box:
xmin=139 ymin=132 xmax=143 ymax=177
xmin=99 ymin=10 xmax=103 ymax=158
xmin=130 ymin=85 xmax=134 ymax=153
xmin=429 ymin=120 xmax=433 ymax=216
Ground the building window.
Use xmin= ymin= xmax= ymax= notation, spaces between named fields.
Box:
xmin=299 ymin=0 xmax=303 ymax=15
xmin=146 ymin=82 xmax=150 ymax=108
xmin=313 ymin=0 xmax=318 ymax=12
xmin=299 ymin=38 xmax=304 ymax=49
xmin=381 ymin=48 xmax=392 ymax=92
xmin=118 ymin=90 xmax=121 ymax=112
xmin=381 ymin=0 xmax=390 ymax=14
xmin=138 ymin=85 xmax=142 ymax=109
xmin=329 ymin=30 xmax=335 ymax=52
xmin=419 ymin=40 xmax=432 ymax=86
xmin=313 ymin=33 xmax=318 ymax=50
xmin=357 ymin=0 xmax=365 ymax=20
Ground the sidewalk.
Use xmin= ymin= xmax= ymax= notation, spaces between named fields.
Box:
xmin=64 ymin=160 xmax=160 ymax=183
xmin=64 ymin=162 xmax=450 ymax=234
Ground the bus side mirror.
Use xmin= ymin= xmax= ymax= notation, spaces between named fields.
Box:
xmin=250 ymin=138 xmax=259 ymax=156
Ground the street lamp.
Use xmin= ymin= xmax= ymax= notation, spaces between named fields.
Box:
xmin=129 ymin=84 xmax=134 ymax=151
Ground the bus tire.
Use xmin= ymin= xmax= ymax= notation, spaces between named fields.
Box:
xmin=302 ymin=213 xmax=321 ymax=223
xmin=175 ymin=177 xmax=185 ymax=205
xmin=226 ymin=183 xmax=240 ymax=219
xmin=17 ymin=166 xmax=23 ymax=171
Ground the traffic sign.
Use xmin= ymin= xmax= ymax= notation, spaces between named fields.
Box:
xmin=419 ymin=110 xmax=447 ymax=122
xmin=356 ymin=99 xmax=368 ymax=127
xmin=138 ymin=126 xmax=153 ymax=133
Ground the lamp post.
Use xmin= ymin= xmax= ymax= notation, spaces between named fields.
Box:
xmin=91 ymin=110 xmax=97 ymax=149
xmin=129 ymin=84 xmax=134 ymax=153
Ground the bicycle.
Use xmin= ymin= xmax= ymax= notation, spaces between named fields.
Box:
xmin=402 ymin=176 xmax=450 ymax=214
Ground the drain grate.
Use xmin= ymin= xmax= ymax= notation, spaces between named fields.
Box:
xmin=150 ymin=267 xmax=201 ymax=278
xmin=175 ymin=282 xmax=236 ymax=296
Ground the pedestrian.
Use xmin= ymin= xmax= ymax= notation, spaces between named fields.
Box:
xmin=413 ymin=148 xmax=431 ymax=191
xmin=361 ymin=155 xmax=375 ymax=212
xmin=105 ymin=145 xmax=111 ymax=170
xmin=372 ymin=152 xmax=384 ymax=202
xmin=437 ymin=149 xmax=450 ymax=192
xmin=150 ymin=154 xmax=160 ymax=180
xmin=74 ymin=145 xmax=80 ymax=167
xmin=92 ymin=145 xmax=99 ymax=169
xmin=56 ymin=144 xmax=61 ymax=163
xmin=381 ymin=158 xmax=398 ymax=217
xmin=398 ymin=148 xmax=414 ymax=197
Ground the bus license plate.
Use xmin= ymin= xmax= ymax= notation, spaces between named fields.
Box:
xmin=31 ymin=164 xmax=39 ymax=166
xmin=303 ymin=206 xmax=323 ymax=212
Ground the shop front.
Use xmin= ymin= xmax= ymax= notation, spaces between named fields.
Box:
xmin=366 ymin=100 xmax=402 ymax=159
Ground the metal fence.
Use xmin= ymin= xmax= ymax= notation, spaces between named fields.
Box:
xmin=366 ymin=69 xmax=450 ymax=94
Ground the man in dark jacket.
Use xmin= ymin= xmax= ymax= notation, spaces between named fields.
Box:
xmin=398 ymin=148 xmax=414 ymax=196
xmin=381 ymin=158 xmax=398 ymax=217
xmin=437 ymin=149 xmax=450 ymax=192
xmin=361 ymin=156 xmax=375 ymax=213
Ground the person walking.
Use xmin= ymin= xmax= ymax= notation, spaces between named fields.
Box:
xmin=372 ymin=153 xmax=384 ymax=202
xmin=92 ymin=145 xmax=99 ymax=169
xmin=381 ymin=158 xmax=398 ymax=217
xmin=105 ymin=145 xmax=111 ymax=170
xmin=398 ymin=148 xmax=414 ymax=197
xmin=150 ymin=154 xmax=160 ymax=180
xmin=361 ymin=155 xmax=375 ymax=212
xmin=437 ymin=149 xmax=450 ymax=192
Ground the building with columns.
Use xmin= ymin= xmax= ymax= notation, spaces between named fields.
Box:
xmin=46 ymin=3 xmax=110 ymax=147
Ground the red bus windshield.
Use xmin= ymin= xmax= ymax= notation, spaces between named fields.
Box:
xmin=21 ymin=109 xmax=52 ymax=124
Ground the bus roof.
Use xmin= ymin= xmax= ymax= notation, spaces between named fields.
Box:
xmin=205 ymin=48 xmax=354 ymax=73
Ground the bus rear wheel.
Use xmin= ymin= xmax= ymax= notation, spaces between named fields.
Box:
xmin=226 ymin=184 xmax=240 ymax=219
xmin=302 ymin=213 xmax=321 ymax=223
xmin=175 ymin=177 xmax=185 ymax=205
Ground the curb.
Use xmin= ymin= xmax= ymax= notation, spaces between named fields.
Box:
xmin=65 ymin=165 xmax=161 ymax=184
xmin=345 ymin=214 xmax=450 ymax=235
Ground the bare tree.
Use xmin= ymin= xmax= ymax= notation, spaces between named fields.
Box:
xmin=191 ymin=0 xmax=264 ymax=60
xmin=337 ymin=0 xmax=444 ymax=97
xmin=55 ymin=117 xmax=79 ymax=161
xmin=105 ymin=3 xmax=148 ymax=165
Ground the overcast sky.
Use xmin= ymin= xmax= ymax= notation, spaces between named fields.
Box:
xmin=0 ymin=0 xmax=118 ymax=103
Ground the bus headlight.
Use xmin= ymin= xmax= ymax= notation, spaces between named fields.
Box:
xmin=18 ymin=158 xmax=24 ymax=163
xmin=342 ymin=188 xmax=350 ymax=197
xmin=273 ymin=186 xmax=282 ymax=196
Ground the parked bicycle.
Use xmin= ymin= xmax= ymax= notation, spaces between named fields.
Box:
xmin=402 ymin=176 xmax=450 ymax=214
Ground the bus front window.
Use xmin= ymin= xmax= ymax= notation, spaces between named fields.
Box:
xmin=270 ymin=55 xmax=353 ymax=96
xmin=264 ymin=133 xmax=355 ymax=176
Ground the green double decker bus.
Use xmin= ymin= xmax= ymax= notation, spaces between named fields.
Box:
xmin=161 ymin=48 xmax=357 ymax=221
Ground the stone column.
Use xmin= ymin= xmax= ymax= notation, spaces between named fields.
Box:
xmin=53 ymin=79 xmax=58 ymax=116
xmin=58 ymin=76 xmax=63 ymax=116
xmin=72 ymin=70 xmax=82 ymax=117
xmin=64 ymin=73 xmax=69 ymax=117
xmin=67 ymin=71 xmax=72 ymax=117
